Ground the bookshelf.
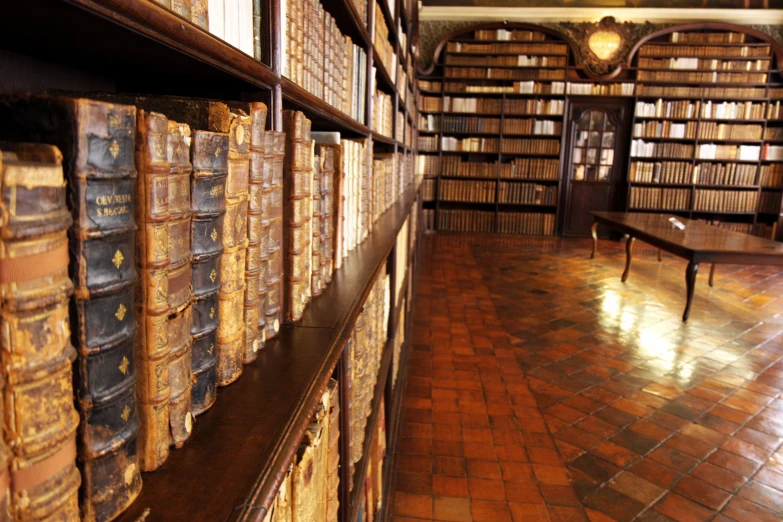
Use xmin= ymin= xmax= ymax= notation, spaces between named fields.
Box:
xmin=1 ymin=1 xmax=421 ymax=522
xmin=420 ymin=22 xmax=783 ymax=239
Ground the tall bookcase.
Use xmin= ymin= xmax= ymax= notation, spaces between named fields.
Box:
xmin=1 ymin=1 xmax=421 ymax=522
xmin=419 ymin=22 xmax=783 ymax=240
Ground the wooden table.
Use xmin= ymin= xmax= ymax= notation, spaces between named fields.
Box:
xmin=590 ymin=212 xmax=783 ymax=321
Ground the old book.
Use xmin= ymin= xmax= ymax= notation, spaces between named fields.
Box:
xmin=217 ymin=112 xmax=250 ymax=386
xmin=0 ymin=97 xmax=142 ymax=522
xmin=253 ymin=0 xmax=263 ymax=60
xmin=271 ymin=468 xmax=292 ymax=522
xmin=208 ymin=0 xmax=225 ymax=40
xmin=0 ymin=375 xmax=9 ymax=521
xmin=310 ymin=154 xmax=322 ymax=298
xmin=315 ymin=144 xmax=336 ymax=285
xmin=166 ymin=122 xmax=195 ymax=447
xmin=170 ymin=0 xmax=192 ymax=19
xmin=135 ymin=110 xmax=173 ymax=471
xmin=0 ymin=142 xmax=81 ymax=521
xmin=191 ymin=0 xmax=208 ymax=29
xmin=190 ymin=130 xmax=228 ymax=415
xmin=325 ymin=379 xmax=340 ymax=522
xmin=291 ymin=392 xmax=328 ymax=522
xmin=245 ymin=102 xmax=268 ymax=363
xmin=282 ymin=111 xmax=313 ymax=323
xmin=263 ymin=131 xmax=285 ymax=341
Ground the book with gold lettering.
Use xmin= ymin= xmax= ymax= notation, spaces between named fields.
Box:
xmin=0 ymin=142 xmax=81 ymax=520
xmin=245 ymin=103 xmax=268 ymax=363
xmin=263 ymin=131 xmax=285 ymax=340
xmin=190 ymin=130 xmax=228 ymax=415
xmin=166 ymin=122 xmax=195 ymax=446
xmin=0 ymin=96 xmax=142 ymax=522
xmin=135 ymin=110 xmax=173 ymax=471
xmin=218 ymin=112 xmax=250 ymax=385
xmin=282 ymin=111 xmax=313 ymax=323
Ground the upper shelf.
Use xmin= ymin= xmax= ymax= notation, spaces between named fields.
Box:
xmin=1 ymin=0 xmax=278 ymax=96
xmin=114 ymin=190 xmax=418 ymax=522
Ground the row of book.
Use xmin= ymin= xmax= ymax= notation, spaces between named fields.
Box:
xmin=417 ymin=136 xmax=437 ymax=152
xmin=498 ymin=183 xmax=557 ymax=205
xmin=283 ymin=0 xmax=368 ymax=122
xmin=765 ymin=128 xmax=783 ymax=140
xmin=446 ymin=42 xmax=568 ymax=55
xmin=474 ymin=29 xmax=548 ymax=41
xmin=374 ymin=3 xmax=396 ymax=86
xmin=669 ymin=31 xmax=749 ymax=43
xmin=639 ymin=44 xmax=771 ymax=58
xmin=372 ymin=89 xmax=394 ymax=139
xmin=415 ymin=156 xmax=560 ymax=181
xmin=632 ymin=121 xmax=765 ymax=141
xmin=633 ymin=121 xmax=697 ymax=139
xmin=418 ymin=80 xmax=441 ymax=92
xmin=0 ymin=95 xmax=414 ymax=522
xmin=631 ymin=161 xmax=759 ymax=186
xmin=437 ymin=209 xmax=496 ymax=232
xmin=698 ymin=144 xmax=761 ymax=161
xmin=636 ymin=70 xmax=768 ymax=84
xmin=701 ymin=220 xmax=774 ymax=239
xmin=415 ymin=155 xmax=440 ymax=178
xmin=630 ymin=187 xmax=691 ymax=210
xmin=760 ymin=164 xmax=783 ymax=187
xmin=699 ymin=122 xmax=763 ymax=140
xmin=637 ymin=85 xmax=766 ymax=99
xmin=423 ymin=179 xmax=435 ymax=201
xmin=440 ymin=158 xmax=504 ymax=178
xmin=635 ymin=100 xmax=766 ymax=120
xmin=638 ymin=57 xmax=771 ymax=71
xmin=444 ymin=55 xmax=567 ymax=67
xmin=630 ymin=140 xmax=695 ymax=159
xmin=441 ymin=137 xmax=499 ymax=153
xmin=423 ymin=97 xmax=566 ymax=117
xmin=567 ymin=83 xmax=635 ymax=96
xmin=758 ymin=192 xmax=782 ymax=213
xmin=445 ymin=67 xmax=566 ymax=81
xmin=694 ymin=189 xmax=759 ymax=212
xmin=434 ymin=116 xmax=562 ymax=136
xmin=439 ymin=180 xmax=496 ymax=203
xmin=423 ymin=209 xmax=556 ymax=235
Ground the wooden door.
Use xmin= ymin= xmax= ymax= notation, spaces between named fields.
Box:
xmin=562 ymin=100 xmax=631 ymax=237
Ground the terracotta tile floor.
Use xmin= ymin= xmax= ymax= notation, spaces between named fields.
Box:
xmin=390 ymin=234 xmax=783 ymax=522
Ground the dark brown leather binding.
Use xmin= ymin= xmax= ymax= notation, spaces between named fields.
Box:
xmin=245 ymin=102 xmax=268 ymax=363
xmin=190 ymin=130 xmax=228 ymax=415
xmin=217 ymin=113 xmax=250 ymax=386
xmin=0 ymin=142 xmax=81 ymax=521
xmin=263 ymin=132 xmax=285 ymax=341
xmin=0 ymin=96 xmax=142 ymax=522
xmin=166 ymin=121 xmax=194 ymax=446
xmin=282 ymin=111 xmax=313 ymax=324
xmin=135 ymin=110 xmax=172 ymax=472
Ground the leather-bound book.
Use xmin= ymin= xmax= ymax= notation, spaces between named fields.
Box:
xmin=191 ymin=0 xmax=208 ymax=29
xmin=217 ymin=112 xmax=250 ymax=385
xmin=263 ymin=132 xmax=285 ymax=341
xmin=170 ymin=0 xmax=191 ymax=19
xmin=291 ymin=392 xmax=329 ymax=522
xmin=245 ymin=103 xmax=268 ymax=363
xmin=271 ymin=469 xmax=292 ymax=522
xmin=325 ymin=379 xmax=339 ymax=522
xmin=0 ymin=374 xmax=9 ymax=521
xmin=166 ymin=121 xmax=194 ymax=447
xmin=315 ymin=145 xmax=336 ymax=286
xmin=135 ymin=110 xmax=173 ymax=471
xmin=0 ymin=97 xmax=141 ymax=522
xmin=0 ymin=142 xmax=81 ymax=521
xmin=281 ymin=111 xmax=313 ymax=323
xmin=310 ymin=155 xmax=322 ymax=298
xmin=190 ymin=130 xmax=228 ymax=415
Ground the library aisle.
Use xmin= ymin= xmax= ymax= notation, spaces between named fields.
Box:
xmin=391 ymin=234 xmax=783 ymax=522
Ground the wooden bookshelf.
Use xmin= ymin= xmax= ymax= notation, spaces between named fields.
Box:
xmin=419 ymin=22 xmax=783 ymax=239
xmin=1 ymin=0 xmax=421 ymax=521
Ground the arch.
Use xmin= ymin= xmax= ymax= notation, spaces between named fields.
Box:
xmin=417 ymin=22 xmax=577 ymax=77
xmin=626 ymin=22 xmax=783 ymax=68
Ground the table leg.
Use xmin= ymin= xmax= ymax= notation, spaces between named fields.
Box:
xmin=590 ymin=221 xmax=598 ymax=259
xmin=658 ymin=249 xmax=663 ymax=262
xmin=622 ymin=236 xmax=635 ymax=283
xmin=684 ymin=261 xmax=699 ymax=321
xmin=709 ymin=264 xmax=715 ymax=287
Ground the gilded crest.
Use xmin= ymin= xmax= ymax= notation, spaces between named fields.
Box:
xmin=121 ymin=404 xmax=131 ymax=422
xmin=109 ymin=139 xmax=120 ymax=159
xmin=119 ymin=356 xmax=130 ymax=375
xmin=211 ymin=228 xmax=218 ymax=242
xmin=112 ymin=249 xmax=125 ymax=270
xmin=208 ymin=343 xmax=214 ymax=354
xmin=115 ymin=303 xmax=127 ymax=321
xmin=210 ymin=269 xmax=217 ymax=283
xmin=209 ymin=307 xmax=215 ymax=319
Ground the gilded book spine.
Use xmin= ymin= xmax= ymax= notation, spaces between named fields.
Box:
xmin=217 ymin=113 xmax=251 ymax=386
xmin=245 ymin=103 xmax=268 ymax=363
xmin=0 ymin=142 xmax=81 ymax=521
xmin=166 ymin=122 xmax=195 ymax=447
xmin=282 ymin=111 xmax=313 ymax=323
xmin=0 ymin=96 xmax=142 ymax=522
xmin=135 ymin=110 xmax=173 ymax=471
xmin=190 ymin=131 xmax=228 ymax=415
xmin=263 ymin=132 xmax=285 ymax=341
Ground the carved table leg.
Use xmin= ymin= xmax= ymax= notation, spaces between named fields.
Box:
xmin=658 ymin=249 xmax=663 ymax=262
xmin=590 ymin=221 xmax=598 ymax=259
xmin=622 ymin=236 xmax=635 ymax=283
xmin=709 ymin=264 xmax=716 ymax=287
xmin=684 ymin=261 xmax=699 ymax=321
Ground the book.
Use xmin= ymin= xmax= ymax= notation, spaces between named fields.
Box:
xmin=135 ymin=110 xmax=173 ymax=471
xmin=262 ymin=131 xmax=285 ymax=341
xmin=325 ymin=379 xmax=340 ymax=522
xmin=166 ymin=121 xmax=195 ymax=447
xmin=217 ymin=112 xmax=251 ymax=386
xmin=282 ymin=111 xmax=313 ymax=323
xmin=245 ymin=102 xmax=268 ymax=363
xmin=191 ymin=0 xmax=208 ymax=30
xmin=190 ymin=130 xmax=228 ymax=415
xmin=0 ymin=142 xmax=81 ymax=520
xmin=0 ymin=96 xmax=142 ymax=521
xmin=290 ymin=387 xmax=331 ymax=521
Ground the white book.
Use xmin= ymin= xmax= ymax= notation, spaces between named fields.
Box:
xmin=224 ymin=0 xmax=240 ymax=48
xmin=208 ymin=0 xmax=225 ymax=41
xmin=238 ymin=0 xmax=255 ymax=55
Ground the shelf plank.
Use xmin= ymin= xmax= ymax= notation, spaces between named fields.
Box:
xmin=114 ymin=191 xmax=418 ymax=522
